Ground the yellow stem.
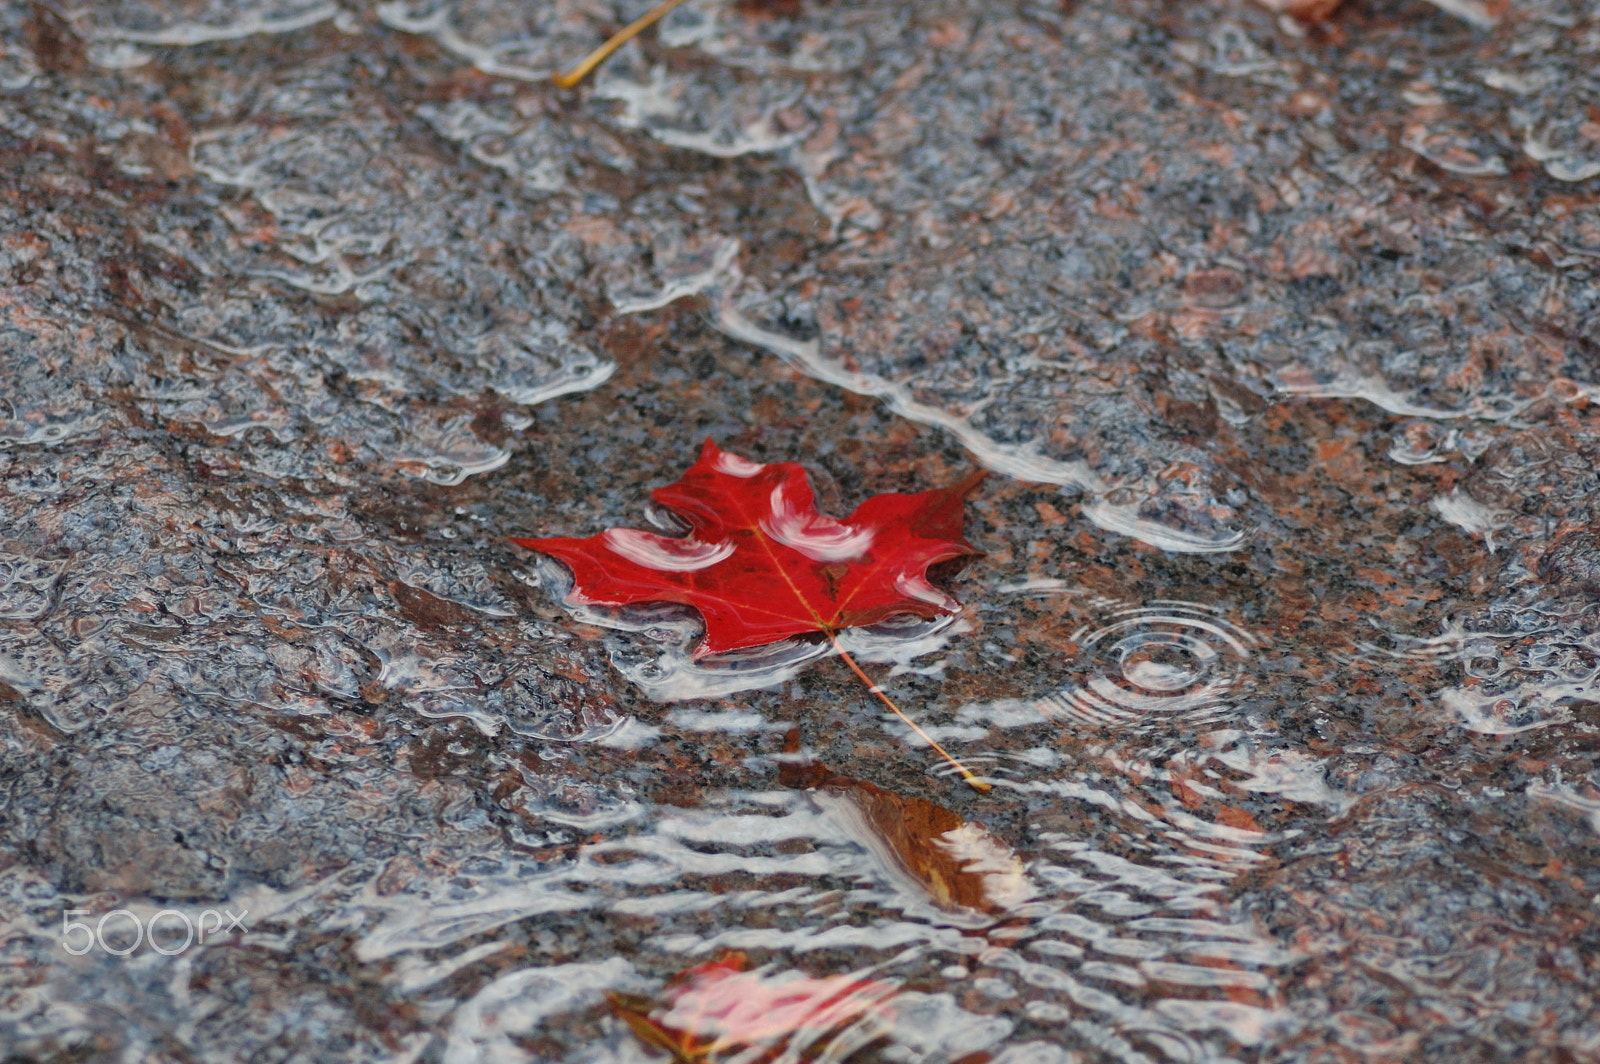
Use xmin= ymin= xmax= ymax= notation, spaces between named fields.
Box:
xmin=552 ymin=0 xmax=693 ymax=89
xmin=826 ymin=631 xmax=991 ymax=794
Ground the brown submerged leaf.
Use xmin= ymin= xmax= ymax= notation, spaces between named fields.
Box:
xmin=780 ymin=730 xmax=1033 ymax=915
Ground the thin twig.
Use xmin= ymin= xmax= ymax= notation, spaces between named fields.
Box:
xmin=826 ymin=631 xmax=991 ymax=794
xmin=552 ymin=0 xmax=693 ymax=89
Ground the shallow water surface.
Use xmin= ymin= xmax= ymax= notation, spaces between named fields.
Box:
xmin=1 ymin=0 xmax=1598 ymax=1061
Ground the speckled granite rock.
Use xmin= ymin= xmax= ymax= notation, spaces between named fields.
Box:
xmin=1 ymin=1 xmax=1598 ymax=1062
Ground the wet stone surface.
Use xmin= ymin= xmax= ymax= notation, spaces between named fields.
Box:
xmin=1 ymin=0 xmax=1599 ymax=1061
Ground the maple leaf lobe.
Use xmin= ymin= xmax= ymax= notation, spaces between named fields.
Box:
xmin=512 ymin=439 xmax=983 ymax=658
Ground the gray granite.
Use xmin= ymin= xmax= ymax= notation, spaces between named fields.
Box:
xmin=1 ymin=1 xmax=1598 ymax=1061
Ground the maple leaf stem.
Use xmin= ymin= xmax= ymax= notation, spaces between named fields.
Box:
xmin=552 ymin=0 xmax=692 ymax=89
xmin=825 ymin=631 xmax=992 ymax=794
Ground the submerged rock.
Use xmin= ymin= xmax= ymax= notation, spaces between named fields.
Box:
xmin=1539 ymin=528 xmax=1600 ymax=595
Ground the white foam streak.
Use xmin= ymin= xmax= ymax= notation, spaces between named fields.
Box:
xmin=712 ymin=449 xmax=764 ymax=477
xmin=1080 ymin=499 xmax=1247 ymax=554
xmin=995 ymin=577 xmax=1080 ymax=595
xmin=1421 ymin=0 xmax=1500 ymax=27
xmin=594 ymin=61 xmax=809 ymax=159
xmin=355 ymin=878 xmax=597 ymax=964
xmin=1206 ymin=743 xmax=1351 ymax=811
xmin=65 ymin=3 xmax=339 ymax=47
xmin=760 ymin=483 xmax=875 ymax=561
xmin=1152 ymin=999 xmax=1289 ymax=1047
xmin=602 ymin=528 xmax=734 ymax=572
xmin=443 ymin=959 xmax=634 ymax=1064
xmin=374 ymin=4 xmax=555 ymax=82
xmin=385 ymin=415 xmax=512 ymax=486
xmin=1527 ymin=780 xmax=1600 ymax=836
xmin=714 ymin=289 xmax=1100 ymax=490
xmin=716 ymin=284 xmax=1245 ymax=554
xmin=1431 ymin=488 xmax=1512 ymax=551
xmin=1275 ymin=370 xmax=1530 ymax=422
xmin=892 ymin=573 xmax=958 ymax=612
xmin=1442 ymin=682 xmax=1581 ymax=735
xmin=612 ymin=236 xmax=741 ymax=314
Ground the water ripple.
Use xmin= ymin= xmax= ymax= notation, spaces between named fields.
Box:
xmin=1050 ymin=602 xmax=1259 ymax=733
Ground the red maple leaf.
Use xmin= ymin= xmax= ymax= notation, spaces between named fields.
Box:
xmin=511 ymin=440 xmax=983 ymax=658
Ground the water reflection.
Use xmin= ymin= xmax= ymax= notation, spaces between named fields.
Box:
xmin=535 ymin=555 xmax=972 ymax=704
xmin=374 ymin=774 xmax=1289 ymax=1061
xmin=1371 ymin=607 xmax=1600 ymax=736
xmin=608 ymin=952 xmax=898 ymax=1064
xmin=0 ymin=705 xmax=1310 ymax=1062
xmin=1051 ymin=603 xmax=1258 ymax=733
xmin=5 ymin=0 xmax=1599 ymax=1058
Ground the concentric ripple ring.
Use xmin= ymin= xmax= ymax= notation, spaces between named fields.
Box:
xmin=1051 ymin=601 xmax=1259 ymax=730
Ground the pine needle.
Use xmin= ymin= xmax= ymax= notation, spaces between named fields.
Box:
xmin=826 ymin=631 xmax=991 ymax=794
xmin=553 ymin=0 xmax=693 ymax=90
